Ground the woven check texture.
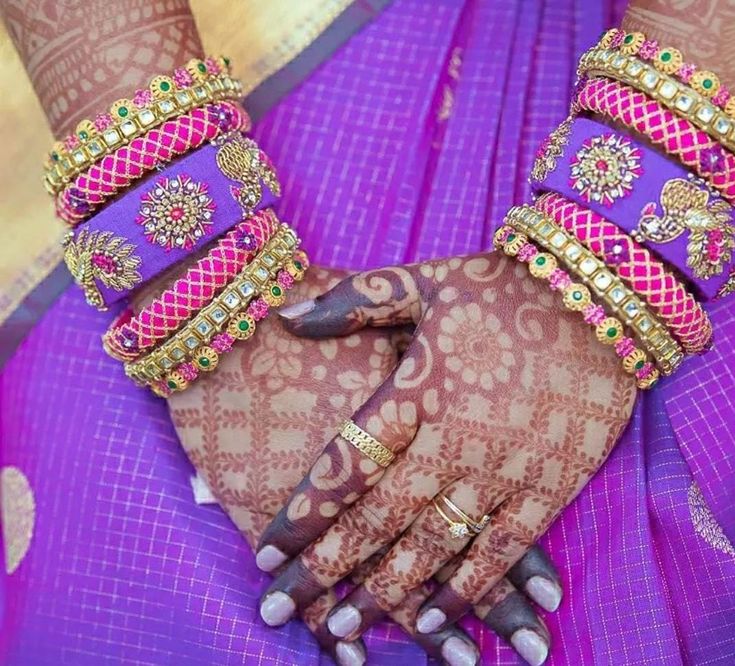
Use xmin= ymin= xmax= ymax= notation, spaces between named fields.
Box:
xmin=56 ymin=102 xmax=250 ymax=225
xmin=536 ymin=192 xmax=712 ymax=353
xmin=577 ymin=77 xmax=735 ymax=203
xmin=103 ymin=210 xmax=279 ymax=361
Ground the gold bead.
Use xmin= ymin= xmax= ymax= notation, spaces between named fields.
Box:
xmin=503 ymin=232 xmax=528 ymax=257
xmin=164 ymin=371 xmax=189 ymax=392
xmin=595 ymin=317 xmax=623 ymax=345
xmin=599 ymin=28 xmax=620 ymax=49
xmin=150 ymin=75 xmax=175 ymax=99
xmin=493 ymin=225 xmax=513 ymax=248
xmin=636 ymin=367 xmax=660 ymax=390
xmin=653 ymin=48 xmax=683 ymax=75
xmin=194 ymin=346 xmax=219 ymax=372
xmin=619 ymin=32 xmax=645 ymax=55
xmin=228 ymin=313 xmax=256 ymax=340
xmin=528 ymin=252 xmax=558 ymax=279
xmin=690 ymin=70 xmax=721 ymax=98
xmin=186 ymin=58 xmax=209 ymax=82
xmin=725 ymin=97 xmax=735 ymax=119
xmin=75 ymin=119 xmax=97 ymax=139
xmin=562 ymin=284 xmax=591 ymax=311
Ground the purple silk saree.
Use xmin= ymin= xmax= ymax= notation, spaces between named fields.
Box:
xmin=2 ymin=1 xmax=734 ymax=664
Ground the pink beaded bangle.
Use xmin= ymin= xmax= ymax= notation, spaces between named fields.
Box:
xmin=576 ymin=77 xmax=735 ymax=203
xmin=56 ymin=101 xmax=249 ymax=225
xmin=535 ymin=192 xmax=712 ymax=355
xmin=102 ymin=209 xmax=280 ymax=362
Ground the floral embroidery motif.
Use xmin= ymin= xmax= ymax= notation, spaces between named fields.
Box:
xmin=136 ymin=174 xmax=216 ymax=251
xmin=636 ymin=178 xmax=735 ymax=279
xmin=716 ymin=268 xmax=735 ymax=299
xmin=569 ymin=133 xmax=643 ymax=206
xmin=530 ymin=115 xmax=573 ymax=182
xmin=215 ymin=133 xmax=281 ymax=213
xmin=63 ymin=229 xmax=142 ymax=309
xmin=688 ymin=483 xmax=734 ymax=556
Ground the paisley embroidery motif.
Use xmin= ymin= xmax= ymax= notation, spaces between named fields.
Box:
xmin=688 ymin=483 xmax=735 ymax=557
xmin=136 ymin=174 xmax=216 ymax=251
xmin=569 ymin=133 xmax=643 ymax=206
xmin=63 ymin=229 xmax=142 ymax=309
xmin=636 ymin=177 xmax=735 ymax=279
xmin=215 ymin=133 xmax=281 ymax=213
xmin=530 ymin=115 xmax=573 ymax=182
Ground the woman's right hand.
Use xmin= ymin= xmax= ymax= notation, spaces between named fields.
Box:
xmin=167 ymin=265 xmax=562 ymax=665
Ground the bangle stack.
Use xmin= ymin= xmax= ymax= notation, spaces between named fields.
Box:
xmin=47 ymin=56 xmax=307 ymax=394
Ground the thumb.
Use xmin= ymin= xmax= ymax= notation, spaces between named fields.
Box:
xmin=278 ymin=264 xmax=425 ymax=338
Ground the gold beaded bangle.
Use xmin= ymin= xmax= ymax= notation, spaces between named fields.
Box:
xmin=577 ymin=47 xmax=735 ymax=154
xmin=44 ymin=58 xmax=243 ymax=195
xmin=504 ymin=205 xmax=682 ymax=376
xmin=125 ymin=225 xmax=299 ymax=385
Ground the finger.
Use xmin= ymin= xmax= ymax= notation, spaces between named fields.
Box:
xmin=258 ymin=432 xmax=450 ymax=626
xmin=417 ymin=491 xmax=549 ymax=633
xmin=301 ymin=590 xmax=368 ymax=666
xmin=506 ymin=545 xmax=563 ymax=612
xmin=255 ymin=374 xmax=420 ymax=574
xmin=278 ymin=265 xmax=426 ymax=337
xmin=325 ymin=483 xmax=501 ymax=641
xmin=473 ymin=578 xmax=551 ymax=666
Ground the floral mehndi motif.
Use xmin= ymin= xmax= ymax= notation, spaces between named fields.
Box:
xmin=136 ymin=174 xmax=216 ymax=251
xmin=637 ymin=178 xmax=735 ymax=279
xmin=569 ymin=133 xmax=643 ymax=207
xmin=63 ymin=229 xmax=142 ymax=309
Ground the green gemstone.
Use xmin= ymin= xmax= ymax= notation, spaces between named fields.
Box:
xmin=223 ymin=56 xmax=231 ymax=67
xmin=198 ymin=357 xmax=210 ymax=367
xmin=573 ymin=290 xmax=583 ymax=301
xmin=51 ymin=152 xmax=59 ymax=162
xmin=635 ymin=359 xmax=645 ymax=370
xmin=79 ymin=130 xmax=89 ymax=140
xmin=272 ymin=286 xmax=283 ymax=296
xmin=606 ymin=326 xmax=618 ymax=338
xmin=507 ymin=233 xmax=517 ymax=243
xmin=294 ymin=261 xmax=303 ymax=270
xmin=198 ymin=62 xmax=207 ymax=73
xmin=703 ymin=78 xmax=714 ymax=89
xmin=118 ymin=106 xmax=129 ymax=118
xmin=535 ymin=256 xmax=546 ymax=266
xmin=623 ymin=34 xmax=634 ymax=44
xmin=167 ymin=379 xmax=177 ymax=389
xmin=160 ymin=81 xmax=171 ymax=92
xmin=238 ymin=320 xmax=250 ymax=332
xmin=660 ymin=51 xmax=672 ymax=62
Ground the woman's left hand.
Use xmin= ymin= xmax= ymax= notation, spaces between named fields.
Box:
xmin=254 ymin=251 xmax=636 ymax=641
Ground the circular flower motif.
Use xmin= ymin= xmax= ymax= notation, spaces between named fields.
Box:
xmin=563 ymin=284 xmax=591 ymax=311
xmin=194 ymin=346 xmax=219 ymax=372
xmin=622 ymin=348 xmax=647 ymax=374
xmin=136 ymin=174 xmax=216 ymax=251
xmin=528 ymin=252 xmax=557 ymax=279
xmin=619 ymin=32 xmax=645 ymax=55
xmin=437 ymin=304 xmax=515 ymax=391
xmin=691 ymin=70 xmax=720 ymax=98
xmin=110 ymin=98 xmax=133 ymax=120
xmin=227 ymin=313 xmax=256 ymax=340
xmin=570 ymin=134 xmax=643 ymax=207
xmin=595 ymin=317 xmax=623 ymax=345
xmin=653 ymin=47 xmax=683 ymax=74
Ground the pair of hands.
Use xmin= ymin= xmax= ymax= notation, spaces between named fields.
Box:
xmin=169 ymin=252 xmax=636 ymax=665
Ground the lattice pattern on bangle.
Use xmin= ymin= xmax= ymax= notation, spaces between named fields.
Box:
xmin=56 ymin=101 xmax=249 ymax=225
xmin=576 ymin=77 xmax=735 ymax=203
xmin=535 ymin=193 xmax=712 ymax=355
xmin=504 ymin=205 xmax=683 ymax=376
xmin=102 ymin=209 xmax=281 ymax=362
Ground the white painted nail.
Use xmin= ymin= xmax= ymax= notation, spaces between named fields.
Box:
xmin=525 ymin=576 xmax=562 ymax=612
xmin=278 ymin=299 xmax=315 ymax=319
xmin=511 ymin=628 xmax=549 ymax=666
xmin=328 ymin=605 xmax=362 ymax=637
xmin=259 ymin=591 xmax=296 ymax=626
xmin=255 ymin=545 xmax=288 ymax=572
xmin=335 ymin=641 xmax=366 ymax=666
xmin=416 ymin=607 xmax=446 ymax=634
xmin=441 ymin=636 xmax=479 ymax=666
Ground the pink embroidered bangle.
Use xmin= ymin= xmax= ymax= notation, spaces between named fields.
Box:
xmin=56 ymin=101 xmax=249 ymax=225
xmin=102 ymin=209 xmax=280 ymax=362
xmin=535 ymin=192 xmax=712 ymax=355
xmin=575 ymin=77 xmax=735 ymax=203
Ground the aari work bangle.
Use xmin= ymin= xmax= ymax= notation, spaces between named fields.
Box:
xmin=44 ymin=62 xmax=244 ymax=195
xmin=127 ymin=246 xmax=308 ymax=394
xmin=56 ymin=101 xmax=249 ymax=225
xmin=578 ymin=47 xmax=735 ymax=155
xmin=502 ymin=205 xmax=680 ymax=376
xmin=535 ymin=192 xmax=712 ymax=354
xmin=103 ymin=210 xmax=282 ymax=362
xmin=598 ymin=29 xmax=732 ymax=113
xmin=495 ymin=223 xmax=659 ymax=389
xmin=576 ymin=77 xmax=735 ymax=204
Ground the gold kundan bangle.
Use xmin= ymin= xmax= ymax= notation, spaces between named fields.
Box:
xmin=503 ymin=205 xmax=679 ymax=377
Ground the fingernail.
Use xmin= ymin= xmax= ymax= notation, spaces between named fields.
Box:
xmin=259 ymin=591 xmax=296 ymax=626
xmin=525 ymin=576 xmax=562 ymax=612
xmin=328 ymin=604 xmax=362 ymax=638
xmin=511 ymin=628 xmax=549 ymax=666
xmin=416 ymin=607 xmax=446 ymax=634
xmin=441 ymin=636 xmax=479 ymax=666
xmin=278 ymin=299 xmax=315 ymax=320
xmin=255 ymin=545 xmax=288 ymax=572
xmin=335 ymin=641 xmax=366 ymax=666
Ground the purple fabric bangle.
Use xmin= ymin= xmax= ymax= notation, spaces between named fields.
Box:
xmin=64 ymin=131 xmax=280 ymax=309
xmin=531 ymin=116 xmax=735 ymax=300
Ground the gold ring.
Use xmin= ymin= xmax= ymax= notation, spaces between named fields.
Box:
xmin=338 ymin=420 xmax=395 ymax=468
xmin=433 ymin=495 xmax=490 ymax=539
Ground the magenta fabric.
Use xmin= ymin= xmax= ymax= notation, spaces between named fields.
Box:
xmin=2 ymin=1 xmax=734 ymax=665
xmin=532 ymin=116 xmax=735 ymax=300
